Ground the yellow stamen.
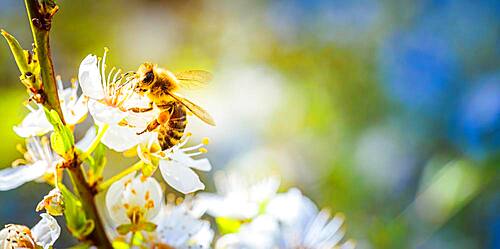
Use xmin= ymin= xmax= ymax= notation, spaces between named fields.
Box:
xmin=202 ymin=137 xmax=210 ymax=145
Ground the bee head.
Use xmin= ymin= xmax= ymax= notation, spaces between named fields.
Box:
xmin=135 ymin=63 xmax=156 ymax=94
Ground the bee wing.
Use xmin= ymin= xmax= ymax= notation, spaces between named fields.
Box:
xmin=174 ymin=70 xmax=213 ymax=89
xmin=167 ymin=92 xmax=216 ymax=126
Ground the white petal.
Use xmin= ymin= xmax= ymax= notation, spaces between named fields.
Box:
xmin=156 ymin=206 xmax=213 ymax=247
xmin=0 ymin=162 xmax=48 ymax=191
xmin=31 ymin=213 xmax=61 ymax=249
xmin=13 ymin=108 xmax=53 ymax=138
xmin=61 ymin=94 xmax=88 ymax=125
xmin=78 ymin=54 xmax=105 ymax=99
xmin=125 ymin=111 xmax=158 ymax=131
xmin=106 ymin=173 xmax=163 ymax=226
xmin=339 ymin=240 xmax=357 ymax=249
xmin=266 ymin=188 xmax=318 ymax=225
xmin=101 ymin=125 xmax=145 ymax=152
xmin=196 ymin=193 xmax=258 ymax=219
xmin=88 ymin=99 xmax=127 ymax=125
xmin=171 ymin=150 xmax=212 ymax=171
xmin=76 ymin=127 xmax=97 ymax=151
xmin=106 ymin=173 xmax=135 ymax=225
xmin=159 ymin=159 xmax=205 ymax=194
xmin=122 ymin=92 xmax=153 ymax=109
xmin=124 ymin=176 xmax=163 ymax=221
xmin=189 ymin=222 xmax=215 ymax=249
xmin=249 ymin=177 xmax=280 ymax=203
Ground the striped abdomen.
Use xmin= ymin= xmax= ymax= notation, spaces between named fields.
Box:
xmin=158 ymin=101 xmax=187 ymax=150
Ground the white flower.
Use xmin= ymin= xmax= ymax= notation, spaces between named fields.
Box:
xmin=13 ymin=105 xmax=52 ymax=138
xmin=0 ymin=213 xmax=60 ymax=249
xmin=198 ymin=172 xmax=280 ymax=219
xmin=151 ymin=199 xmax=214 ymax=249
xmin=36 ymin=188 xmax=65 ymax=216
xmin=138 ymin=134 xmax=212 ymax=194
xmin=0 ymin=137 xmax=60 ymax=191
xmin=216 ymin=189 xmax=356 ymax=249
xmin=13 ymin=77 xmax=88 ymax=138
xmin=265 ymin=188 xmax=317 ymax=225
xmin=57 ymin=76 xmax=89 ymax=126
xmin=30 ymin=214 xmax=61 ymax=249
xmin=215 ymin=215 xmax=278 ymax=249
xmin=268 ymin=189 xmax=355 ymax=249
xmin=105 ymin=173 xmax=163 ymax=226
xmin=78 ymin=48 xmax=149 ymax=152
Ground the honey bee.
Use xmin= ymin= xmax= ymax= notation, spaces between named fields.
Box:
xmin=129 ymin=63 xmax=215 ymax=150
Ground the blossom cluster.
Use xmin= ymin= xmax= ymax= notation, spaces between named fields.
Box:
xmin=0 ymin=49 xmax=355 ymax=249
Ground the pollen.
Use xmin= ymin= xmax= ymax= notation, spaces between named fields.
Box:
xmin=199 ymin=148 xmax=208 ymax=153
xmin=202 ymin=137 xmax=210 ymax=145
xmin=131 ymin=189 xmax=137 ymax=195
xmin=144 ymin=200 xmax=155 ymax=209
xmin=144 ymin=191 xmax=151 ymax=200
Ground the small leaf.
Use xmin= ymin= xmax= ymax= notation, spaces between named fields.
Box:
xmin=50 ymin=132 xmax=66 ymax=157
xmin=116 ymin=224 xmax=133 ymax=235
xmin=1 ymin=29 xmax=29 ymax=73
xmin=139 ymin=221 xmax=157 ymax=232
xmin=60 ymin=185 xmax=94 ymax=239
xmin=44 ymin=108 xmax=75 ymax=158
xmin=76 ymin=220 xmax=95 ymax=237
xmin=91 ymin=140 xmax=107 ymax=178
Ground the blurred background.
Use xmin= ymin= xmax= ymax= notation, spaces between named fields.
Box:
xmin=0 ymin=0 xmax=499 ymax=248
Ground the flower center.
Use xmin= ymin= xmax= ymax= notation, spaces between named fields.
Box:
xmin=1 ymin=225 xmax=36 ymax=249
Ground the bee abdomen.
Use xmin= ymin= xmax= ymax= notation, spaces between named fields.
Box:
xmin=158 ymin=102 xmax=187 ymax=150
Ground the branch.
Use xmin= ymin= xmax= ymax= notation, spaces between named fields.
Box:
xmin=67 ymin=157 xmax=113 ymax=248
xmin=23 ymin=1 xmax=112 ymax=248
xmin=24 ymin=0 xmax=64 ymax=122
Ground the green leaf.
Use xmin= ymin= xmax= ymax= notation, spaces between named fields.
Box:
xmin=43 ymin=108 xmax=74 ymax=158
xmin=50 ymin=131 xmax=66 ymax=156
xmin=60 ymin=185 xmax=94 ymax=239
xmin=138 ymin=221 xmax=157 ymax=232
xmin=116 ymin=224 xmax=133 ymax=235
xmin=1 ymin=29 xmax=40 ymax=90
xmin=75 ymin=220 xmax=95 ymax=238
xmin=91 ymin=139 xmax=107 ymax=178
xmin=1 ymin=30 xmax=29 ymax=74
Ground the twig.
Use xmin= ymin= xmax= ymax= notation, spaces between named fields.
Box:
xmin=24 ymin=1 xmax=113 ymax=248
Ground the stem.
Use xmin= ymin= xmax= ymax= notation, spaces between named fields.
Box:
xmin=80 ymin=124 xmax=109 ymax=160
xmin=67 ymin=159 xmax=113 ymax=248
xmin=24 ymin=0 xmax=64 ymax=121
xmin=23 ymin=1 xmax=112 ymax=247
xmin=98 ymin=161 xmax=144 ymax=192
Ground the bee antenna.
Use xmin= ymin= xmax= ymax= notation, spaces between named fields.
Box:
xmin=123 ymin=71 xmax=137 ymax=77
xmin=116 ymin=76 xmax=137 ymax=90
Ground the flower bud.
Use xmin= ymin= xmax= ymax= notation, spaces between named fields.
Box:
xmin=36 ymin=188 xmax=65 ymax=216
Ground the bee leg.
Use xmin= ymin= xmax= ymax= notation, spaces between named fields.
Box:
xmin=157 ymin=110 xmax=171 ymax=125
xmin=128 ymin=101 xmax=154 ymax=113
xmin=137 ymin=119 xmax=160 ymax=135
